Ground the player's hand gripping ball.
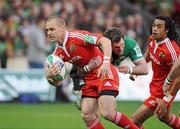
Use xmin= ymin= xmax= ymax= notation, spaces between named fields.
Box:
xmin=46 ymin=54 xmax=67 ymax=81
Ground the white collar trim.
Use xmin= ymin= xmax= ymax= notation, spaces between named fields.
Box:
xmin=157 ymin=37 xmax=169 ymax=45
xmin=56 ymin=31 xmax=70 ymax=57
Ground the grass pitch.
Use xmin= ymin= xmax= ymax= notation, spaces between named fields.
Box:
xmin=0 ymin=101 xmax=179 ymax=129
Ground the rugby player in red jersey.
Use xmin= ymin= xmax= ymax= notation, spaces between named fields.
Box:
xmin=131 ymin=15 xmax=180 ymax=129
xmin=45 ymin=16 xmax=139 ymax=129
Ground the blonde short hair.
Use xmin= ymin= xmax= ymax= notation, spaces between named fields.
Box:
xmin=46 ymin=16 xmax=66 ymax=27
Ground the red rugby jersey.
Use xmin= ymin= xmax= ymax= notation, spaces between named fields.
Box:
xmin=147 ymin=36 xmax=180 ymax=97
xmin=53 ymin=30 xmax=103 ymax=66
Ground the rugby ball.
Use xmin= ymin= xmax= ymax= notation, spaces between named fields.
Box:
xmin=46 ymin=54 xmax=67 ymax=81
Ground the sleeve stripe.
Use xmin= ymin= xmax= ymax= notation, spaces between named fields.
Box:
xmin=77 ymin=32 xmax=85 ymax=37
xmin=68 ymin=32 xmax=84 ymax=40
xmin=166 ymin=40 xmax=177 ymax=62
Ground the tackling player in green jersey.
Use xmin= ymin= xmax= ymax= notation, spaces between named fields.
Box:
xmin=104 ymin=27 xmax=148 ymax=76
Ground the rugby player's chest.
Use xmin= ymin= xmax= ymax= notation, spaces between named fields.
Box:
xmin=149 ymin=44 xmax=166 ymax=65
xmin=63 ymin=43 xmax=97 ymax=65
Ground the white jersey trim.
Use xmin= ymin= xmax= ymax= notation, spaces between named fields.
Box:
xmin=54 ymin=31 xmax=70 ymax=57
xmin=166 ymin=38 xmax=177 ymax=62
xmin=68 ymin=32 xmax=84 ymax=40
xmin=156 ymin=37 xmax=177 ymax=62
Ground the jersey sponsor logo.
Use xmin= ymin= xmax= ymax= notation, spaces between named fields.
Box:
xmin=149 ymin=53 xmax=161 ymax=65
xmin=84 ymin=34 xmax=97 ymax=44
xmin=159 ymin=52 xmax=166 ymax=59
xmin=104 ymin=81 xmax=112 ymax=86
xmin=69 ymin=56 xmax=82 ymax=63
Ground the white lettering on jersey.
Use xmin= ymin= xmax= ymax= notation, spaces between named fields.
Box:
xmin=69 ymin=56 xmax=82 ymax=63
xmin=149 ymin=53 xmax=161 ymax=65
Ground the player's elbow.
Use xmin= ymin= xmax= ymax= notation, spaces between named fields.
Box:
xmin=134 ymin=59 xmax=149 ymax=75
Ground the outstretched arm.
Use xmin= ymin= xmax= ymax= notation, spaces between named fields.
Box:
xmin=132 ymin=59 xmax=149 ymax=75
xmin=118 ymin=58 xmax=148 ymax=75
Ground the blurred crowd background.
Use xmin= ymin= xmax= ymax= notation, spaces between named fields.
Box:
xmin=0 ymin=0 xmax=179 ymax=69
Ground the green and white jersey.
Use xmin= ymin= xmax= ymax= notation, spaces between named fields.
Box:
xmin=112 ymin=36 xmax=144 ymax=66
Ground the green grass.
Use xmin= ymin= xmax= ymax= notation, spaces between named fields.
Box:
xmin=0 ymin=101 xmax=179 ymax=129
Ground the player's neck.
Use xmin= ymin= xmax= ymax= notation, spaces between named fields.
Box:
xmin=57 ymin=42 xmax=63 ymax=46
xmin=57 ymin=31 xmax=66 ymax=46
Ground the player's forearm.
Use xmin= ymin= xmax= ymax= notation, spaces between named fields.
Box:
xmin=98 ymin=37 xmax=112 ymax=58
xmin=84 ymin=56 xmax=102 ymax=72
xmin=168 ymin=56 xmax=180 ymax=80
xmin=169 ymin=76 xmax=180 ymax=95
xmin=132 ymin=59 xmax=149 ymax=75
xmin=132 ymin=63 xmax=149 ymax=75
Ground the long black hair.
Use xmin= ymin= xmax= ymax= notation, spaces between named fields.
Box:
xmin=152 ymin=15 xmax=179 ymax=43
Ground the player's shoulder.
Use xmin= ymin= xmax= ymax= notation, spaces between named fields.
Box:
xmin=162 ymin=38 xmax=179 ymax=61
xmin=170 ymin=39 xmax=179 ymax=49
xmin=124 ymin=35 xmax=139 ymax=49
xmin=125 ymin=36 xmax=137 ymax=44
xmin=163 ymin=38 xmax=179 ymax=52
xmin=67 ymin=30 xmax=88 ymax=41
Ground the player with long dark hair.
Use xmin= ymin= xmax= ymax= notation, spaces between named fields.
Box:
xmin=131 ymin=15 xmax=180 ymax=129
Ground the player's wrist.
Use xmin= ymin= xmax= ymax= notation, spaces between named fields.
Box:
xmin=103 ymin=56 xmax=110 ymax=63
xmin=83 ymin=65 xmax=91 ymax=72
xmin=165 ymin=77 xmax=172 ymax=85
xmin=163 ymin=93 xmax=175 ymax=103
